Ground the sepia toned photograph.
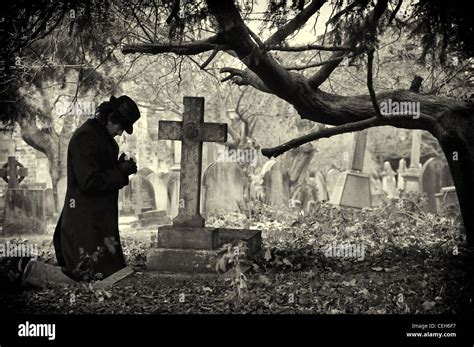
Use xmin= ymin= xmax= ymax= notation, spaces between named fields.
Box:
xmin=0 ymin=0 xmax=473 ymax=345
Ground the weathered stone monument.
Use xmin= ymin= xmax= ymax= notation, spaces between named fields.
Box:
xmin=397 ymin=158 xmax=407 ymax=191
xmin=0 ymin=156 xmax=53 ymax=234
xmin=147 ymin=97 xmax=261 ymax=273
xmin=381 ymin=161 xmax=398 ymax=198
xmin=202 ymin=161 xmax=246 ymax=215
xmin=330 ymin=130 xmax=372 ymax=208
xmin=403 ymin=130 xmax=422 ymax=192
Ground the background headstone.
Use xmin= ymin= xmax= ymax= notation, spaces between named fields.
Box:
xmin=120 ymin=175 xmax=156 ymax=215
xmin=147 ymin=173 xmax=170 ymax=213
xmin=325 ymin=168 xmax=341 ymax=199
xmin=262 ymin=161 xmax=290 ymax=208
xmin=397 ymin=158 xmax=407 ymax=191
xmin=420 ymin=158 xmax=447 ymax=211
xmin=382 ymin=161 xmax=398 ymax=198
xmin=202 ymin=161 xmax=246 ymax=214
xmin=314 ymin=171 xmax=329 ymax=201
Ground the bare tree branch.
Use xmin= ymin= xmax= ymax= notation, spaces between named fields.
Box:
xmin=220 ymin=67 xmax=271 ymax=93
xmin=367 ymin=50 xmax=382 ymax=117
xmin=122 ymin=35 xmax=226 ymax=55
xmin=265 ymin=44 xmax=354 ymax=52
xmin=265 ymin=0 xmax=327 ymax=46
xmin=199 ymin=48 xmax=219 ymax=69
xmin=262 ymin=112 xmax=436 ymax=158
xmin=285 ymin=53 xmax=359 ymax=70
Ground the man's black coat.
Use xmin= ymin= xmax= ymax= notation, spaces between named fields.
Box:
xmin=53 ymin=118 xmax=129 ymax=280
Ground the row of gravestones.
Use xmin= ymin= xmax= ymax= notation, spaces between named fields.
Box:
xmin=110 ymin=155 xmax=457 ymax=222
xmin=4 ymin=154 xmax=457 ymax=235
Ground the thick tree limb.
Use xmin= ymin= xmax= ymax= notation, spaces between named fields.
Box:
xmin=262 ymin=117 xmax=383 ymax=158
xmin=265 ymin=44 xmax=354 ymax=52
xmin=264 ymin=0 xmax=327 ymax=46
xmin=219 ymin=67 xmax=271 ymax=93
xmin=122 ymin=35 xmax=226 ymax=55
xmin=285 ymin=53 xmax=359 ymax=70
xmin=261 ymin=112 xmax=437 ymax=158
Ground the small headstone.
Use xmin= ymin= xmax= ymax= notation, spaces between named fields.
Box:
xmin=262 ymin=161 xmax=290 ymax=208
xmin=314 ymin=171 xmax=328 ymax=201
xmin=420 ymin=158 xmax=444 ymax=211
xmin=370 ymin=176 xmax=386 ymax=207
xmin=397 ymin=158 xmax=407 ymax=191
xmin=120 ymin=175 xmax=156 ymax=215
xmin=381 ymin=161 xmax=398 ymax=198
xmin=291 ymin=184 xmax=317 ymax=212
xmin=202 ymin=161 xmax=246 ymax=214
xmin=147 ymin=173 xmax=170 ymax=212
xmin=326 ymin=168 xmax=341 ymax=198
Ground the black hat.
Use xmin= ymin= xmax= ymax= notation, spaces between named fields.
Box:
xmin=109 ymin=95 xmax=141 ymax=134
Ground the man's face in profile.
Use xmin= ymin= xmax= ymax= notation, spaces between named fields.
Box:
xmin=106 ymin=121 xmax=124 ymax=137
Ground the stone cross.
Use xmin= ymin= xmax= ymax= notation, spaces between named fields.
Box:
xmin=349 ymin=129 xmax=368 ymax=172
xmin=0 ymin=156 xmax=28 ymax=189
xmin=158 ymin=97 xmax=227 ymax=227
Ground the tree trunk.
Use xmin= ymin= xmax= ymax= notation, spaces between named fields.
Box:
xmin=437 ymin=121 xmax=474 ymax=245
xmin=18 ymin=117 xmax=63 ymax=212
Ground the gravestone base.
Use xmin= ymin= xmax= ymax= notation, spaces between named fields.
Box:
xmin=2 ymin=189 xmax=51 ymax=235
xmin=130 ymin=210 xmax=171 ymax=229
xmin=329 ymin=170 xmax=371 ymax=209
xmin=146 ymin=226 xmax=261 ymax=273
xmin=403 ymin=169 xmax=420 ymax=192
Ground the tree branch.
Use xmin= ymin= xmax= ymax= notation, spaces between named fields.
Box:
xmin=308 ymin=0 xmax=389 ymax=89
xmin=220 ymin=67 xmax=271 ymax=93
xmin=285 ymin=53 xmax=359 ymax=71
xmin=367 ymin=50 xmax=382 ymax=117
xmin=265 ymin=0 xmax=327 ymax=46
xmin=122 ymin=35 xmax=226 ymax=55
xmin=262 ymin=117 xmax=382 ymax=158
xmin=265 ymin=44 xmax=354 ymax=52
xmin=262 ymin=110 xmax=436 ymax=158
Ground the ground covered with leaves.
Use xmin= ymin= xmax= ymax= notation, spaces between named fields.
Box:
xmin=1 ymin=194 xmax=473 ymax=314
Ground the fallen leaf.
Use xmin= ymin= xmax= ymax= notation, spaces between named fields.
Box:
xmin=421 ymin=301 xmax=436 ymax=311
xmin=264 ymin=249 xmax=272 ymax=261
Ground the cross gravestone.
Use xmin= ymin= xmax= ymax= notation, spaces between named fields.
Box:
xmin=0 ymin=156 xmax=52 ymax=234
xmin=0 ymin=156 xmax=28 ymax=189
xmin=330 ymin=130 xmax=372 ymax=208
xmin=147 ymin=97 xmax=262 ymax=273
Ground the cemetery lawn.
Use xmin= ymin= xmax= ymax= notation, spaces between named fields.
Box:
xmin=1 ymin=197 xmax=472 ymax=315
